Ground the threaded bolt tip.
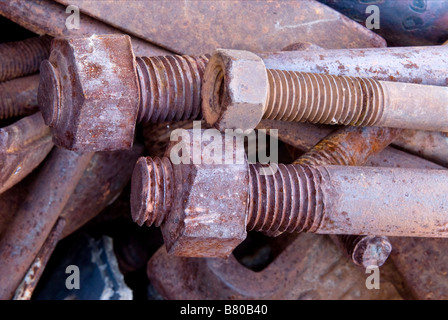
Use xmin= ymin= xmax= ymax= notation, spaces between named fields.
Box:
xmin=131 ymin=156 xmax=173 ymax=227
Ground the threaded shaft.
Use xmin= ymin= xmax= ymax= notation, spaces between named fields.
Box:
xmin=338 ymin=235 xmax=392 ymax=267
xmin=247 ymin=163 xmax=327 ymax=234
xmin=0 ymin=75 xmax=39 ymax=119
xmin=136 ymin=54 xmax=209 ymax=123
xmin=293 ymin=126 xmax=396 ymax=267
xmin=263 ymin=70 xmax=385 ymax=127
xmin=131 ymin=156 xmax=174 ymax=227
xmin=0 ymin=36 xmax=51 ymax=82
xmin=295 ymin=140 xmax=353 ymax=166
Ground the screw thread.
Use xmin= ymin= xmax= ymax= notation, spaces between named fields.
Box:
xmin=247 ymin=163 xmax=326 ymax=234
xmin=0 ymin=81 xmax=17 ymax=119
xmin=294 ymin=141 xmax=353 ymax=166
xmin=293 ymin=126 xmax=396 ymax=267
xmin=131 ymin=156 xmax=174 ymax=227
xmin=0 ymin=36 xmax=51 ymax=82
xmin=136 ymin=54 xmax=210 ymax=123
xmin=0 ymin=75 xmax=39 ymax=119
xmin=264 ymin=70 xmax=385 ymax=126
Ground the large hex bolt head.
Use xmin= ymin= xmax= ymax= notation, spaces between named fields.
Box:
xmin=38 ymin=34 xmax=140 ymax=151
xmin=131 ymin=129 xmax=249 ymax=258
xmin=201 ymin=49 xmax=269 ymax=132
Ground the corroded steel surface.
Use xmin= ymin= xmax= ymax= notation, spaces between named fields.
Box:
xmin=13 ymin=218 xmax=66 ymax=300
xmin=0 ymin=148 xmax=93 ymax=299
xmin=38 ymin=35 xmax=140 ymax=151
xmin=393 ymin=130 xmax=448 ymax=168
xmin=133 ymin=125 xmax=447 ymax=260
xmin=201 ymin=49 xmax=268 ymax=132
xmin=54 ymin=0 xmax=386 ymax=54
xmin=0 ymin=75 xmax=40 ymax=119
xmin=257 ymin=120 xmax=445 ymax=170
xmin=0 ymin=113 xmax=53 ymax=194
xmin=295 ymin=126 xmax=402 ymax=167
xmin=0 ymin=0 xmax=169 ymax=56
xmin=0 ymin=170 xmax=35 ymax=238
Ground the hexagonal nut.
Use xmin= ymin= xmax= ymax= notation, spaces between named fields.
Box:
xmin=37 ymin=34 xmax=140 ymax=151
xmin=160 ymin=129 xmax=249 ymax=258
xmin=202 ymin=49 xmax=268 ymax=132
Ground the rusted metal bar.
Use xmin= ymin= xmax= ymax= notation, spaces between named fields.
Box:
xmin=258 ymin=120 xmax=446 ymax=171
xmin=247 ymin=164 xmax=448 ymax=238
xmin=0 ymin=0 xmax=170 ymax=57
xmin=0 ymin=112 xmax=53 ymax=194
xmin=0 ymin=148 xmax=93 ymax=300
xmin=13 ymin=218 xmax=66 ymax=300
xmin=0 ymin=36 xmax=51 ymax=82
xmin=202 ymin=49 xmax=448 ymax=132
xmin=0 ymin=75 xmax=39 ymax=119
xmin=0 ymin=168 xmax=35 ymax=238
xmin=294 ymin=126 xmax=402 ymax=167
xmin=386 ymin=38 xmax=448 ymax=167
xmin=53 ymin=0 xmax=385 ymax=54
xmin=393 ymin=130 xmax=448 ymax=168
xmin=259 ymin=45 xmax=448 ymax=86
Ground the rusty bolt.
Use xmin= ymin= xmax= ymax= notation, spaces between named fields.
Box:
xmin=0 ymin=75 xmax=39 ymax=119
xmin=39 ymin=37 xmax=448 ymax=151
xmin=38 ymin=34 xmax=208 ymax=152
xmin=202 ymin=49 xmax=448 ymax=132
xmin=0 ymin=35 xmax=51 ymax=82
xmin=130 ymin=129 xmax=448 ymax=258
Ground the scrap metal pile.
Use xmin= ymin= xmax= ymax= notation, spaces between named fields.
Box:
xmin=1 ymin=0 xmax=448 ymax=300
